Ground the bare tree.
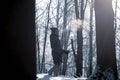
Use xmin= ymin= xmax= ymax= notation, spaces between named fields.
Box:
xmin=41 ymin=0 xmax=52 ymax=73
xmin=61 ymin=0 xmax=69 ymax=75
xmin=88 ymin=0 xmax=94 ymax=76
xmin=74 ymin=0 xmax=81 ymax=77
xmin=74 ymin=0 xmax=86 ymax=77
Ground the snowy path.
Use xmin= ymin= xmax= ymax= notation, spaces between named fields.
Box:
xmin=36 ymin=74 xmax=87 ymax=80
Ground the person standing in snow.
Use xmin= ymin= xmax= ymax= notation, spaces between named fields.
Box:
xmin=48 ymin=27 xmax=69 ymax=76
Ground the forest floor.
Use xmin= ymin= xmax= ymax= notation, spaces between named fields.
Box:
xmin=36 ymin=73 xmax=87 ymax=80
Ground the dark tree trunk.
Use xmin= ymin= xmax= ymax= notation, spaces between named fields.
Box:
xmin=95 ymin=0 xmax=118 ymax=79
xmin=74 ymin=0 xmax=84 ymax=77
xmin=76 ymin=27 xmax=83 ymax=77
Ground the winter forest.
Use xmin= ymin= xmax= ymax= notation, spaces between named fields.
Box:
xmin=36 ymin=0 xmax=120 ymax=79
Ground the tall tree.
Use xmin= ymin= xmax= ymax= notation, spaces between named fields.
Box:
xmin=95 ymin=0 xmax=118 ymax=79
xmin=41 ymin=0 xmax=52 ymax=73
xmin=61 ymin=0 xmax=69 ymax=75
xmin=88 ymin=0 xmax=94 ymax=76
xmin=74 ymin=0 xmax=83 ymax=77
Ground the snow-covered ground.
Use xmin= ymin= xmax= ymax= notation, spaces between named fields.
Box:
xmin=36 ymin=74 xmax=87 ymax=80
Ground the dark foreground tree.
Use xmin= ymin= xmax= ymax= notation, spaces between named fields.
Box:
xmin=95 ymin=0 xmax=118 ymax=79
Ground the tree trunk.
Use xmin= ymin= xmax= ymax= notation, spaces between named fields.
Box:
xmin=114 ymin=0 xmax=118 ymax=31
xmin=56 ymin=0 xmax=60 ymax=27
xmin=95 ymin=0 xmax=118 ymax=79
xmin=36 ymin=32 xmax=41 ymax=73
xmin=74 ymin=0 xmax=84 ymax=77
xmin=41 ymin=0 xmax=52 ymax=73
xmin=71 ymin=39 xmax=76 ymax=59
xmin=61 ymin=0 xmax=67 ymax=49
xmin=88 ymin=0 xmax=94 ymax=76
xmin=76 ymin=27 xmax=83 ymax=77
xmin=61 ymin=0 xmax=69 ymax=75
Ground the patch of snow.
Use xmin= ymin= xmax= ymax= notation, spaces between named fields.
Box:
xmin=36 ymin=74 xmax=87 ymax=80
xmin=37 ymin=73 xmax=48 ymax=78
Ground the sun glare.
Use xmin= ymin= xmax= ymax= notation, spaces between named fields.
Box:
xmin=71 ymin=19 xmax=82 ymax=27
xmin=69 ymin=19 xmax=83 ymax=32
